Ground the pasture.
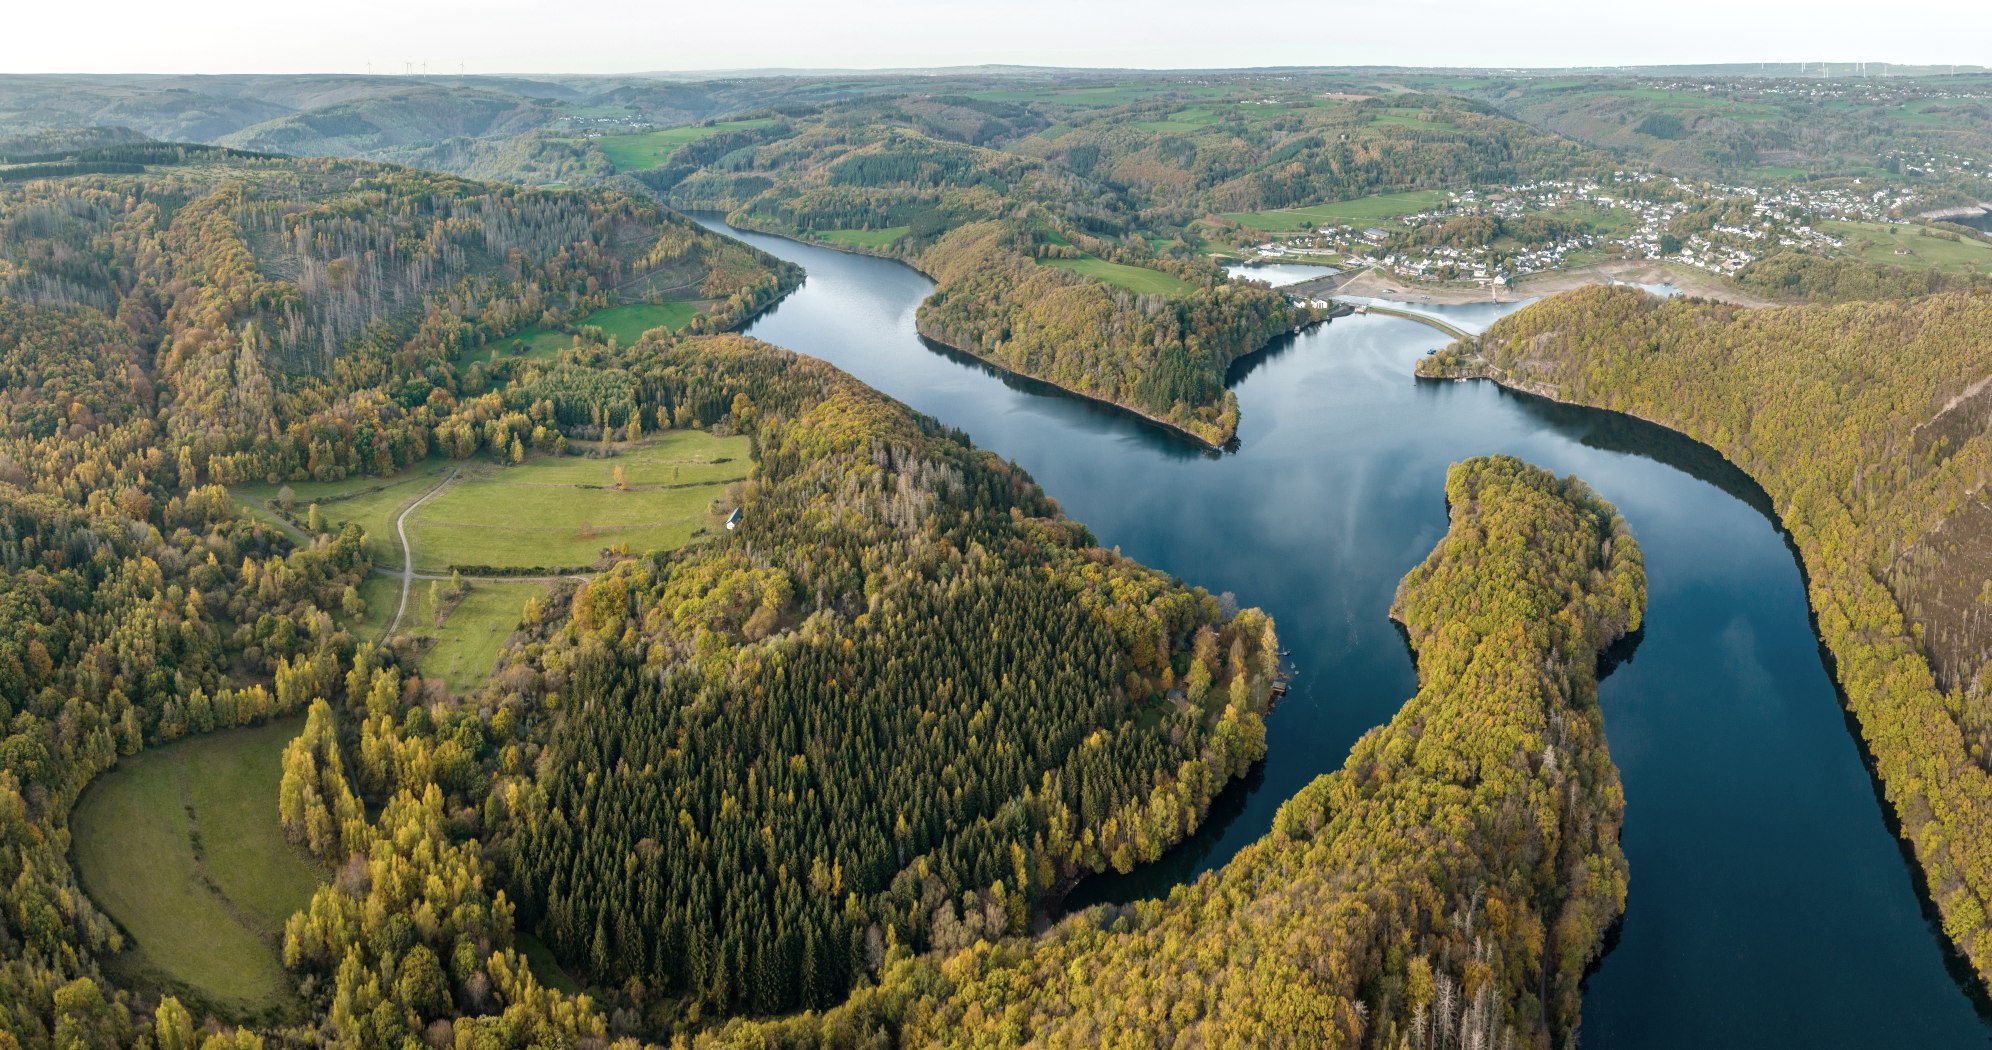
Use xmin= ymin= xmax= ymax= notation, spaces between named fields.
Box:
xmin=594 ymin=118 xmax=778 ymax=172
xmin=818 ymin=226 xmax=910 ymax=250
xmin=404 ymin=579 xmax=547 ymax=693
xmin=70 ymin=719 xmax=321 ymax=1019
xmin=402 ymin=430 xmax=750 ymax=573
xmin=1220 ymin=189 xmax=1449 ymax=232
xmin=1041 ymin=256 xmax=1197 ymax=296
xmin=1825 ymin=220 xmax=1992 ymax=274
xmin=581 ymin=301 xmax=702 ymax=344
xmin=235 ymin=460 xmax=455 ymax=566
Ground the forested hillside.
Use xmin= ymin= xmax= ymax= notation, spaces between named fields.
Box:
xmin=1422 ymin=285 xmax=1992 ymax=990
xmin=713 ymin=455 xmax=1645 ymax=1048
xmin=495 ymin=336 xmax=1281 ymax=1017
xmin=0 ymin=143 xmax=796 ymax=486
xmin=258 ymin=331 xmax=1279 ymax=1042
xmin=1453 ymin=74 xmax=1992 ymax=189
xmin=668 ymin=102 xmax=1308 ymax=445
xmin=0 ymin=150 xmax=804 ymax=1042
xmin=0 ymin=145 xmax=1291 ymax=1044
xmin=651 ymin=89 xmax=1618 ymax=443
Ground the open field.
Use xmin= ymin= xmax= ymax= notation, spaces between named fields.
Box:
xmin=403 ymin=431 xmax=750 ymax=573
xmin=1369 ymin=106 xmax=1462 ymax=132
xmin=405 ymin=579 xmax=546 ymax=692
xmin=965 ymin=83 xmax=1227 ymax=107
xmin=235 ymin=461 xmax=454 ymax=566
xmin=1041 ymin=256 xmax=1197 ymax=296
xmin=1134 ymin=106 xmax=1224 ymax=132
xmin=817 ymin=226 xmax=910 ymax=250
xmin=581 ymin=301 xmax=702 ymax=343
xmin=593 ymin=118 xmax=778 ymax=172
xmin=1220 ymin=189 xmax=1449 ymax=232
xmin=232 ymin=433 xmax=746 ymax=685
xmin=1824 ymin=220 xmax=1992 ymax=274
xmin=348 ymin=572 xmax=400 ymax=641
xmin=71 ymin=719 xmax=321 ymax=1019
xmin=478 ymin=328 xmax=575 ymax=366
xmin=518 ymin=933 xmax=583 ymax=995
xmin=471 ymin=300 xmax=701 ymax=368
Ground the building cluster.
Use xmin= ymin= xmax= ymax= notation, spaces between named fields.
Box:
xmin=1250 ymin=169 xmax=1938 ymax=285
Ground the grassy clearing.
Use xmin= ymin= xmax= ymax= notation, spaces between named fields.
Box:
xmin=594 ymin=119 xmax=778 ymax=172
xmin=467 ymin=301 xmax=700 ymax=370
xmin=233 ymin=460 xmax=454 ymax=566
xmin=1220 ymin=189 xmax=1448 ymax=232
xmin=1824 ymin=220 xmax=1992 ymax=274
xmin=967 ymin=83 xmax=1226 ymax=107
xmin=475 ymin=328 xmax=575 ymax=367
xmin=348 ymin=572 xmax=401 ymax=642
xmin=817 ymin=226 xmax=910 ymax=250
xmin=1134 ymin=106 xmax=1223 ymax=132
xmin=1041 ymin=256 xmax=1197 ymax=296
xmin=404 ymin=431 xmax=750 ymax=572
xmin=518 ymin=933 xmax=584 ymax=994
xmin=581 ymin=302 xmax=702 ymax=344
xmin=71 ymin=719 xmax=321 ymax=1019
xmin=1370 ymin=107 xmax=1461 ymax=132
xmin=405 ymin=580 xmax=545 ymax=693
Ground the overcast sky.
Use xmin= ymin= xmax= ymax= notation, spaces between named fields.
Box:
xmin=6 ymin=0 xmax=1989 ymax=75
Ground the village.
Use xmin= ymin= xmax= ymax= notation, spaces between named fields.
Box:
xmin=1248 ymin=169 xmax=1929 ymax=287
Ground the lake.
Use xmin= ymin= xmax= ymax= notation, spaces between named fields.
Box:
xmin=699 ymin=217 xmax=1991 ymax=1048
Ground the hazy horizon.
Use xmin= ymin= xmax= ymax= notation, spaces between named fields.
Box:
xmin=7 ymin=0 xmax=1989 ymax=77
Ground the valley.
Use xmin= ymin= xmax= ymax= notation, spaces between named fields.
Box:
xmin=4 ymin=52 xmax=1992 ymax=1050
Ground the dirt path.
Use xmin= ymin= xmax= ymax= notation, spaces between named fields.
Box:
xmin=386 ymin=469 xmax=460 ymax=637
xmin=238 ymin=495 xmax=312 ymax=546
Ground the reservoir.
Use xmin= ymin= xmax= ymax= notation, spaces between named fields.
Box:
xmin=697 ymin=216 xmax=1991 ymax=1048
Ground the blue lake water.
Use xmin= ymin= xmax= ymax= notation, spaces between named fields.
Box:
xmin=701 ymin=216 xmax=1992 ymax=1048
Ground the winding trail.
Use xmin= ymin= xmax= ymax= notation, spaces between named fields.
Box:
xmin=385 ymin=468 xmax=460 ymax=637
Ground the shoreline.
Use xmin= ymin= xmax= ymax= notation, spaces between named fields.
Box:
xmin=704 ymin=213 xmax=1343 ymax=452
xmin=1427 ymin=359 xmax=1992 ymax=1020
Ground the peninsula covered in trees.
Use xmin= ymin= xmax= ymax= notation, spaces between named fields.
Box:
xmin=4 ymin=55 xmax=1992 ymax=1050
xmin=1422 ymin=284 xmax=1992 ymax=987
xmin=707 ymin=455 xmax=1645 ymax=1047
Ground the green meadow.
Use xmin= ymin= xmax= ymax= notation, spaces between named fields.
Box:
xmin=467 ymin=300 xmax=701 ymax=371
xmin=594 ymin=118 xmax=778 ymax=172
xmin=1220 ymin=189 xmax=1449 ymax=232
xmin=402 ymin=431 xmax=751 ymax=573
xmin=235 ymin=460 xmax=455 ymax=567
xmin=71 ymin=720 xmax=322 ymax=1019
xmin=581 ymin=301 xmax=703 ymax=344
xmin=1825 ymin=220 xmax=1992 ymax=274
xmin=817 ymin=226 xmax=911 ymax=250
xmin=1041 ymin=256 xmax=1197 ymax=296
xmin=404 ymin=579 xmax=547 ymax=693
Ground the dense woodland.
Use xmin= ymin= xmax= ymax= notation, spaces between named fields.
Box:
xmin=0 ymin=145 xmax=1290 ymax=1046
xmin=7 ymin=64 xmax=1992 ymax=1049
xmin=666 ymin=104 xmax=1316 ymax=444
xmin=1423 ymin=284 xmax=1992 ymax=988
xmin=703 ymin=455 xmax=1645 ymax=1048
xmin=494 ymin=337 xmax=1279 ymax=1020
xmin=0 ymin=149 xmax=804 ymax=1045
xmin=656 ymin=91 xmax=1618 ymax=442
